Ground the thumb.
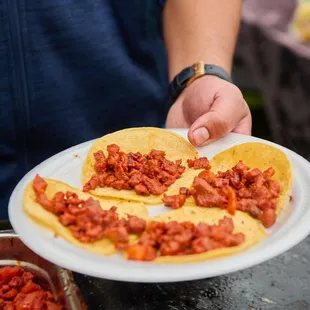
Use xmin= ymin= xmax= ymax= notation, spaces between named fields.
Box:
xmin=188 ymin=96 xmax=249 ymax=146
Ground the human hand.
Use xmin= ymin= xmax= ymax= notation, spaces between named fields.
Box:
xmin=165 ymin=75 xmax=252 ymax=146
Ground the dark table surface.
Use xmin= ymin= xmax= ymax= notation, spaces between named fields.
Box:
xmin=74 ymin=236 xmax=310 ymax=310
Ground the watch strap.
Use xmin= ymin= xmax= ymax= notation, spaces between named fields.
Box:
xmin=169 ymin=63 xmax=233 ymax=103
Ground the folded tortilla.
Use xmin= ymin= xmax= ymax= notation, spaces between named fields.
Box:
xmin=185 ymin=142 xmax=293 ymax=214
xmin=125 ymin=207 xmax=267 ymax=263
xmin=82 ymin=127 xmax=201 ymax=204
xmin=23 ymin=178 xmax=148 ymax=256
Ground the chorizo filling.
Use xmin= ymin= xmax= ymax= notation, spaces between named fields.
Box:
xmin=163 ymin=160 xmax=281 ymax=228
xmin=0 ymin=266 xmax=62 ymax=310
xmin=33 ymin=175 xmax=146 ymax=248
xmin=126 ymin=217 xmax=245 ymax=261
xmin=83 ymin=145 xmax=185 ymax=196
xmin=32 ymin=175 xmax=245 ymax=261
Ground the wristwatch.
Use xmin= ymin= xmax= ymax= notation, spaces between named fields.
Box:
xmin=167 ymin=61 xmax=233 ymax=106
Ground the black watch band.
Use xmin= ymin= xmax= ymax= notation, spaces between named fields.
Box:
xmin=166 ymin=61 xmax=233 ymax=111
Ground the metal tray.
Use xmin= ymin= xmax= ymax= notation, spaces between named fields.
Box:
xmin=0 ymin=230 xmax=86 ymax=309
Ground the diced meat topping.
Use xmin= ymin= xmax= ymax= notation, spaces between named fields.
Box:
xmin=0 ymin=266 xmax=62 ymax=309
xmin=83 ymin=145 xmax=186 ymax=196
xmin=162 ymin=161 xmax=281 ymax=228
xmin=32 ymin=175 xmax=146 ymax=245
xmin=190 ymin=161 xmax=281 ymax=228
xmin=162 ymin=194 xmax=187 ymax=209
xmin=162 ymin=187 xmax=191 ymax=209
xmin=32 ymin=175 xmax=245 ymax=262
xmin=187 ymin=157 xmax=211 ymax=170
xmin=126 ymin=217 xmax=244 ymax=261
xmin=127 ymin=215 xmax=147 ymax=234
xmin=179 ymin=187 xmax=191 ymax=197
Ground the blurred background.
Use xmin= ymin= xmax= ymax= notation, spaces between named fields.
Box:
xmin=233 ymin=0 xmax=310 ymax=160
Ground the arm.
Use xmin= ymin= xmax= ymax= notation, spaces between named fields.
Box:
xmin=163 ymin=0 xmax=251 ymax=146
xmin=163 ymin=0 xmax=242 ymax=81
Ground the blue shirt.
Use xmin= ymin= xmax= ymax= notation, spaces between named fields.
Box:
xmin=0 ymin=0 xmax=168 ymax=220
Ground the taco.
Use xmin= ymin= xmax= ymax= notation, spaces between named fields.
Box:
xmin=23 ymin=175 xmax=148 ymax=256
xmin=175 ymin=142 xmax=292 ymax=228
xmin=125 ymin=207 xmax=266 ymax=263
xmin=82 ymin=127 xmax=204 ymax=204
xmin=209 ymin=142 xmax=292 ymax=213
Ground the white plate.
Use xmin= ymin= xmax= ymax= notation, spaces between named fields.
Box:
xmin=8 ymin=130 xmax=310 ymax=283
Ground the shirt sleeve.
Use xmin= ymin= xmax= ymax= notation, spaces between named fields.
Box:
xmin=157 ymin=0 xmax=166 ymax=9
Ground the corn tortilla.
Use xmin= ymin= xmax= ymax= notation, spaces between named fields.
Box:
xmin=82 ymin=127 xmax=200 ymax=204
xmin=185 ymin=142 xmax=292 ymax=214
xmin=209 ymin=142 xmax=292 ymax=214
xmin=23 ymin=178 xmax=148 ymax=256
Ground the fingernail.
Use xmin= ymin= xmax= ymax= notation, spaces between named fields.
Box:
xmin=193 ymin=127 xmax=210 ymax=145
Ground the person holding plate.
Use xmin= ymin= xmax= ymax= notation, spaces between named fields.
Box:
xmin=0 ymin=0 xmax=250 ymax=221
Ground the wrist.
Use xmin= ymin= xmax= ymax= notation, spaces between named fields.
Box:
xmin=169 ymin=61 xmax=232 ymax=102
xmin=168 ymin=57 xmax=232 ymax=82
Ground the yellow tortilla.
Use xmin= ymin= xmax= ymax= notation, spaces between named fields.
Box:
xmin=124 ymin=207 xmax=266 ymax=263
xmin=82 ymin=127 xmax=200 ymax=204
xmin=23 ymin=178 xmax=148 ymax=256
xmin=206 ymin=142 xmax=293 ymax=214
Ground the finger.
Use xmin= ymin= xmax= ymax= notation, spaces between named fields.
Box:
xmin=232 ymin=113 xmax=252 ymax=135
xmin=188 ymin=97 xmax=249 ymax=146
